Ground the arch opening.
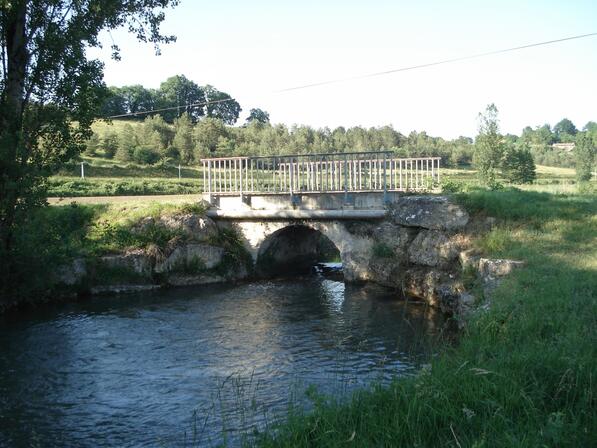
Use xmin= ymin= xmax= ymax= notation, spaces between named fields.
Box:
xmin=256 ymin=225 xmax=341 ymax=278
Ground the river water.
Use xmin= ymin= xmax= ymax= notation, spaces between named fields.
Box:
xmin=0 ymin=273 xmax=448 ymax=447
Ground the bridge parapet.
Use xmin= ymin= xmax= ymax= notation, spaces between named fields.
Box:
xmin=201 ymin=151 xmax=440 ymax=200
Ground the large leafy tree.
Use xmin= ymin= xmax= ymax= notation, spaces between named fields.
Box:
xmin=553 ymin=118 xmax=577 ymax=140
xmin=157 ymin=74 xmax=204 ymax=122
xmin=203 ymin=84 xmax=241 ymax=125
xmin=246 ymin=107 xmax=269 ymax=124
xmin=0 ymin=0 xmax=179 ymax=294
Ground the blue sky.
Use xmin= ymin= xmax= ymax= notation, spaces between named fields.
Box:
xmin=90 ymin=0 xmax=597 ymax=138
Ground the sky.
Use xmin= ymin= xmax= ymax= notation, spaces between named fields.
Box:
xmin=88 ymin=0 xmax=597 ymax=139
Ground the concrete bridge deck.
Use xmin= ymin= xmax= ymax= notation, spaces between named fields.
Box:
xmin=204 ymin=191 xmax=414 ymax=219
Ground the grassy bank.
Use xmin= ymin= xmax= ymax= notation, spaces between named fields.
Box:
xmin=47 ymin=177 xmax=203 ymax=197
xmin=3 ymin=201 xmax=210 ymax=307
xmin=48 ymin=156 xmax=204 ymax=197
xmin=253 ymin=188 xmax=596 ymax=447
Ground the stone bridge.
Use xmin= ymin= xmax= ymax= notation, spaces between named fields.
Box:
xmin=206 ymin=191 xmax=471 ymax=293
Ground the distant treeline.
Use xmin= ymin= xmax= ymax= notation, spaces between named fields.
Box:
xmin=100 ymin=74 xmax=242 ymax=124
xmin=85 ymin=116 xmax=476 ymax=167
xmin=94 ymin=75 xmax=596 ymax=169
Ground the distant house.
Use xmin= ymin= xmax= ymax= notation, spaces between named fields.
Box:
xmin=552 ymin=142 xmax=575 ymax=152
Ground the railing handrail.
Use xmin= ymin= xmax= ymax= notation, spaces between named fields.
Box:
xmin=201 ymin=153 xmax=440 ymax=196
xmin=200 ymin=150 xmax=420 ymax=162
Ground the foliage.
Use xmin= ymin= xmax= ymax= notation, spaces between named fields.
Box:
xmin=203 ymin=84 xmax=241 ymax=124
xmin=158 ymin=74 xmax=205 ymax=122
xmin=574 ymin=132 xmax=595 ymax=182
xmin=553 ymin=117 xmax=578 ymax=139
xmin=440 ymin=179 xmax=465 ymax=194
xmin=473 ymin=104 xmax=504 ymax=185
xmin=0 ymin=0 xmax=179 ymax=301
xmin=501 ymin=143 xmax=536 ymax=184
xmin=101 ymin=77 xmax=241 ymax=124
xmin=172 ymin=113 xmax=195 ymax=163
xmin=246 ymin=108 xmax=270 ymax=124
xmin=208 ymin=226 xmax=253 ymax=276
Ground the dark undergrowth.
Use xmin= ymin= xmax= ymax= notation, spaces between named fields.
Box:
xmin=251 ymin=188 xmax=597 ymax=447
xmin=1 ymin=201 xmax=208 ymax=308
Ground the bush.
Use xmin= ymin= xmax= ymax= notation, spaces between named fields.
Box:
xmin=501 ymin=143 xmax=536 ymax=184
xmin=133 ymin=146 xmax=160 ymax=165
xmin=441 ymin=179 xmax=466 ymax=193
xmin=575 ymin=133 xmax=595 ymax=182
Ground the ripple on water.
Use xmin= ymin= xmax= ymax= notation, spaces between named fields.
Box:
xmin=0 ymin=277 xmax=447 ymax=447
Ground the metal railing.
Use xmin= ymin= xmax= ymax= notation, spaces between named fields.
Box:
xmin=201 ymin=151 xmax=440 ymax=196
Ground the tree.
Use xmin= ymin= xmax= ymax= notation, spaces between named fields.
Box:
xmin=172 ymin=113 xmax=195 ymax=163
xmin=100 ymin=86 xmax=128 ymax=117
xmin=203 ymin=85 xmax=241 ymax=124
xmin=119 ymin=84 xmax=158 ymax=116
xmin=115 ymin=124 xmax=137 ymax=162
xmin=553 ymin=118 xmax=577 ymax=140
xmin=0 ymin=0 xmax=178 ymax=298
xmin=473 ymin=104 xmax=504 ymax=185
xmin=246 ymin=108 xmax=270 ymax=124
xmin=101 ymin=131 xmax=119 ymax=159
xmin=157 ymin=75 xmax=204 ymax=122
xmin=194 ymin=117 xmax=227 ymax=156
xmin=501 ymin=143 xmax=536 ymax=184
xmin=84 ymin=133 xmax=100 ymax=156
xmin=141 ymin=114 xmax=173 ymax=156
xmin=575 ymin=132 xmax=595 ymax=182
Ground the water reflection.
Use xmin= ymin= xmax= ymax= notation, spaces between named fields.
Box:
xmin=0 ymin=277 xmax=447 ymax=447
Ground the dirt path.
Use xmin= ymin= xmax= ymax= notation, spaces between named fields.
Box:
xmin=48 ymin=194 xmax=204 ymax=205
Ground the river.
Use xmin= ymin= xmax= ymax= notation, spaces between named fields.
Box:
xmin=0 ymin=273 xmax=448 ymax=447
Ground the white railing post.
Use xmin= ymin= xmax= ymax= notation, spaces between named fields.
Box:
xmin=207 ymin=160 xmax=212 ymax=196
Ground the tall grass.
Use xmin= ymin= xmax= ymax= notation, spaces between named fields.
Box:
xmin=252 ymin=189 xmax=597 ymax=447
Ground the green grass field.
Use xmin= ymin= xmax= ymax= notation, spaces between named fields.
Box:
xmin=49 ymin=156 xmax=591 ymax=198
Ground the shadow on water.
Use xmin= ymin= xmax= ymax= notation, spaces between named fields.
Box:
xmin=0 ymin=262 xmax=453 ymax=447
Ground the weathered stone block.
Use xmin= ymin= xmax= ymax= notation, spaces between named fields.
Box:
xmin=100 ymin=249 xmax=153 ymax=277
xmin=408 ymin=230 xmax=459 ymax=268
xmin=373 ymin=222 xmax=417 ymax=255
xmin=390 ymin=196 xmax=469 ymax=230
xmin=403 ymin=267 xmax=444 ymax=307
xmin=478 ymin=258 xmax=525 ymax=280
xmin=158 ymin=214 xmax=218 ymax=241
xmin=459 ymin=248 xmax=481 ymax=270
xmin=56 ymin=258 xmax=87 ymax=286
xmin=155 ymin=243 xmax=224 ymax=273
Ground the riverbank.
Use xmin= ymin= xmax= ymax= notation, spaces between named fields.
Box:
xmin=252 ymin=188 xmax=597 ymax=447
xmin=0 ymin=201 xmax=252 ymax=313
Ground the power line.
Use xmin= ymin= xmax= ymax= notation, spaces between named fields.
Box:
xmin=277 ymin=32 xmax=597 ymax=92
xmin=103 ymin=31 xmax=597 ymax=119
xmin=104 ymin=97 xmax=235 ymax=119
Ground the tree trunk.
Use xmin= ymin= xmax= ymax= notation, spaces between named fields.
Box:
xmin=0 ymin=0 xmax=28 ymax=292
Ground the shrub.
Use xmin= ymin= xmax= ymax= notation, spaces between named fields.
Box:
xmin=575 ymin=133 xmax=595 ymax=182
xmin=501 ymin=143 xmax=536 ymax=184
xmin=133 ymin=146 xmax=160 ymax=165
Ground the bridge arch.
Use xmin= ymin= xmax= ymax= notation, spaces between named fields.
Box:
xmin=255 ymin=224 xmax=341 ymax=277
xmin=224 ymin=219 xmax=377 ymax=282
